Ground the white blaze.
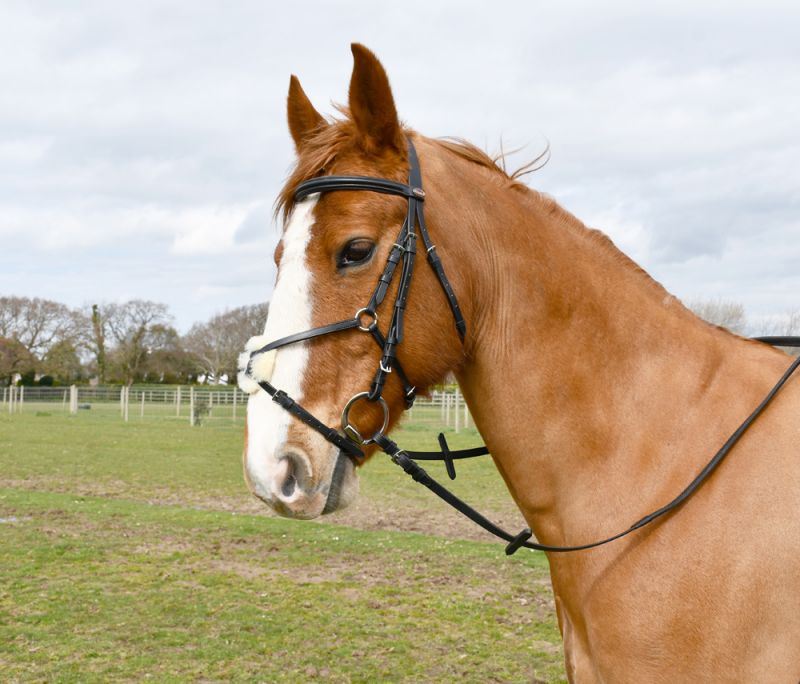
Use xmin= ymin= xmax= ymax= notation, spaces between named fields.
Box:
xmin=243 ymin=197 xmax=317 ymax=502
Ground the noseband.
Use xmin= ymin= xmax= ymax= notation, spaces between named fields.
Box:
xmin=245 ymin=137 xmax=800 ymax=555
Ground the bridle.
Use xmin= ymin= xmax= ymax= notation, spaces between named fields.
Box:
xmin=244 ymin=138 xmax=466 ymax=459
xmin=245 ymin=136 xmax=800 ymax=555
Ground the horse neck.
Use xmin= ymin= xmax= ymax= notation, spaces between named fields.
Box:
xmin=428 ymin=151 xmax=789 ymax=548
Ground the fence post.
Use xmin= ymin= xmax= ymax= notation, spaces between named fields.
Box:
xmin=8 ymin=386 xmax=14 ymax=414
xmin=232 ymin=387 xmax=237 ymax=420
xmin=18 ymin=386 xmax=24 ymax=413
xmin=140 ymin=390 xmax=145 ymax=418
xmin=189 ymin=386 xmax=195 ymax=426
xmin=454 ymin=387 xmax=460 ymax=433
xmin=464 ymin=394 xmax=470 ymax=429
xmin=445 ymin=391 xmax=450 ymax=427
xmin=176 ymin=386 xmax=181 ymax=417
xmin=69 ymin=385 xmax=78 ymax=415
xmin=124 ymin=387 xmax=129 ymax=422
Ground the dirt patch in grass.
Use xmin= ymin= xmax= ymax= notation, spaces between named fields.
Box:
xmin=0 ymin=491 xmax=566 ymax=682
xmin=324 ymin=489 xmax=530 ymax=544
xmin=0 ymin=473 xmax=530 ymax=546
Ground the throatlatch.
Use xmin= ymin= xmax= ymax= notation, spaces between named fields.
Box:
xmin=242 ymin=137 xmax=800 ymax=555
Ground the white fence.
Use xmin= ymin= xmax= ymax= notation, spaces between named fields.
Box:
xmin=1 ymin=385 xmax=248 ymax=426
xmin=408 ymin=387 xmax=472 ymax=432
xmin=1 ymin=384 xmax=474 ymax=432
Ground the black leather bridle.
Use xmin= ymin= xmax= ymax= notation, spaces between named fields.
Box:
xmin=244 ymin=139 xmax=467 ymax=460
xmin=245 ymin=137 xmax=800 ymax=555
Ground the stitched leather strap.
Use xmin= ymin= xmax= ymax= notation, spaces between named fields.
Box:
xmin=754 ymin=336 xmax=800 ymax=347
xmin=249 ymin=318 xmax=360 ymax=356
xmin=407 ymin=142 xmax=467 ymax=340
xmin=295 ymin=176 xmax=420 ymax=201
xmin=257 ymin=379 xmax=364 ymax=460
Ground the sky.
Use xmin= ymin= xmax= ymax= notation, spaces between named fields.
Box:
xmin=1 ymin=1 xmax=798 ymax=332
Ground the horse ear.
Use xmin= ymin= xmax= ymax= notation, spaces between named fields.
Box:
xmin=348 ymin=43 xmax=403 ymax=152
xmin=287 ymin=75 xmax=326 ymax=152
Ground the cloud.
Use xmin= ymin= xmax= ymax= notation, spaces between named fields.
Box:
xmin=1 ymin=0 xmax=798 ymax=332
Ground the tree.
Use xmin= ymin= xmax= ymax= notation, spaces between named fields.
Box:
xmin=758 ymin=308 xmax=800 ymax=357
xmin=774 ymin=309 xmax=799 ymax=337
xmin=42 ymin=340 xmax=84 ymax=384
xmin=0 ymin=337 xmax=36 ymax=385
xmin=688 ymin=299 xmax=747 ymax=335
xmin=102 ymin=300 xmax=173 ymax=384
xmin=183 ymin=303 xmax=269 ymax=383
xmin=0 ymin=296 xmax=81 ymax=358
xmin=143 ymin=324 xmax=195 ymax=383
xmin=91 ymin=304 xmax=107 ymax=383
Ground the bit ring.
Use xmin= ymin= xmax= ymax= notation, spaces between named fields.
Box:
xmin=341 ymin=392 xmax=389 ymax=445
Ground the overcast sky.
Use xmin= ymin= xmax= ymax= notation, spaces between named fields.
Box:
xmin=1 ymin=1 xmax=798 ymax=332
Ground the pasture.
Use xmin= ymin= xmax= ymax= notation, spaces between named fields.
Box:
xmin=0 ymin=411 xmax=565 ymax=682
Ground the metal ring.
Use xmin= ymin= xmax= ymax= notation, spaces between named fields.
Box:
xmin=341 ymin=392 xmax=389 ymax=445
xmin=354 ymin=308 xmax=378 ymax=332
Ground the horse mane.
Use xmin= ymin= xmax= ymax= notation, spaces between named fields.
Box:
xmin=434 ymin=137 xmax=550 ymax=188
xmin=433 ymin=137 xmax=690 ymax=311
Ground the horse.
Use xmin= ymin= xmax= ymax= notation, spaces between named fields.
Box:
xmin=237 ymin=44 xmax=800 ymax=681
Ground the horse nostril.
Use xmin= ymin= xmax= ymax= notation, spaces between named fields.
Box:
xmin=279 ymin=452 xmax=304 ymax=499
xmin=281 ymin=470 xmax=297 ymax=498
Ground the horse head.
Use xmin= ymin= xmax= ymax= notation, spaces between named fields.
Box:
xmin=238 ymin=45 xmax=468 ymax=518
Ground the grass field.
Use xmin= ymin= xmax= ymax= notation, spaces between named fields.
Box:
xmin=0 ymin=411 xmax=566 ymax=682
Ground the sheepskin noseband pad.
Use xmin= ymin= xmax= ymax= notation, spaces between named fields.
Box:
xmin=237 ymin=335 xmax=277 ymax=395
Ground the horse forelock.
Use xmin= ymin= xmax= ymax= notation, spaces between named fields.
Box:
xmin=276 ymin=111 xmax=409 ymax=224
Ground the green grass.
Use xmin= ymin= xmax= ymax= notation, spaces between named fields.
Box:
xmin=0 ymin=412 xmax=565 ymax=682
xmin=0 ymin=409 xmax=529 ymax=539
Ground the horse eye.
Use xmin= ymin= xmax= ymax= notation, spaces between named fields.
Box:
xmin=337 ymin=239 xmax=375 ymax=268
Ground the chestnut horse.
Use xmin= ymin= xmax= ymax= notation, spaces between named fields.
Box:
xmin=238 ymin=44 xmax=800 ymax=681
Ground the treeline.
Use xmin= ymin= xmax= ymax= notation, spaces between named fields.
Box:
xmin=1 ymin=295 xmax=797 ymax=387
xmin=0 ymin=296 xmax=268 ymax=386
xmin=686 ymin=299 xmax=798 ymax=338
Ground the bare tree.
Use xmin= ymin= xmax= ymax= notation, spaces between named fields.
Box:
xmin=688 ymin=299 xmax=747 ymax=335
xmin=776 ymin=309 xmax=800 ymax=337
xmin=183 ymin=303 xmax=269 ymax=383
xmin=144 ymin=323 xmax=195 ymax=383
xmin=0 ymin=296 xmax=82 ymax=358
xmin=756 ymin=308 xmax=800 ymax=357
xmin=102 ymin=300 xmax=173 ymax=384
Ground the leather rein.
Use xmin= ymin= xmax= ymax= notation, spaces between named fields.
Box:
xmin=245 ymin=137 xmax=800 ymax=555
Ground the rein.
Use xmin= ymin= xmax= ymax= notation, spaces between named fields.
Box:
xmin=245 ymin=137 xmax=800 ymax=555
